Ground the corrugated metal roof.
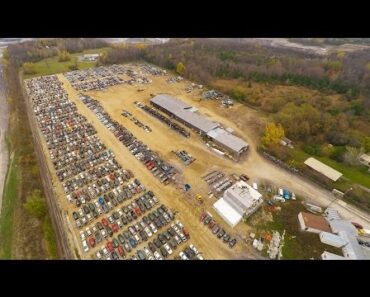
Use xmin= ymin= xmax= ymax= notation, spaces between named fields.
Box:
xmin=207 ymin=128 xmax=248 ymax=153
xmin=151 ymin=94 xmax=219 ymax=133
xmin=304 ymin=157 xmax=343 ymax=181
xmin=213 ymin=198 xmax=242 ymax=228
xmin=321 ymin=251 xmax=347 ymax=260
xmin=319 ymin=231 xmax=347 ymax=248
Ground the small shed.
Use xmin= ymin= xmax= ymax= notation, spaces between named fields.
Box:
xmin=304 ymin=157 xmax=343 ymax=182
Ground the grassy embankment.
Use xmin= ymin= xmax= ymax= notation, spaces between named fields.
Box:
xmin=0 ymin=58 xmax=58 ymax=259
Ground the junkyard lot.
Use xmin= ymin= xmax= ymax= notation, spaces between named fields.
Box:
xmin=57 ymin=73 xmax=256 ymax=259
xmin=27 ymin=62 xmax=370 ymax=260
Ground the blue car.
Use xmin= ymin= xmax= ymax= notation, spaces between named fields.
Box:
xmin=98 ymin=197 xmax=105 ymax=205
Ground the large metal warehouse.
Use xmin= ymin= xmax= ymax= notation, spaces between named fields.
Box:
xmin=150 ymin=94 xmax=248 ymax=159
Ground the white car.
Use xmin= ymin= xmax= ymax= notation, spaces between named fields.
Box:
xmin=196 ymin=254 xmax=204 ymax=260
xmin=148 ymin=254 xmax=155 ymax=260
xmin=144 ymin=247 xmax=152 ymax=257
xmin=85 ymin=228 xmax=92 ymax=237
xmin=176 ymin=220 xmax=184 ymax=229
xmin=179 ymin=252 xmax=188 ymax=260
xmin=86 ymin=213 xmax=93 ymax=222
xmin=82 ymin=240 xmax=89 ymax=252
xmin=118 ymin=209 xmax=124 ymax=217
xmin=190 ymin=244 xmax=199 ymax=255
xmin=174 ymin=235 xmax=182 ymax=245
xmin=139 ymin=221 xmax=146 ymax=229
xmin=80 ymin=231 xmax=86 ymax=241
xmin=78 ymin=209 xmax=84 ymax=217
xmin=164 ymin=243 xmax=173 ymax=255
xmin=102 ymin=247 xmax=108 ymax=255
xmin=134 ymin=234 xmax=141 ymax=243
xmin=154 ymin=251 xmax=163 ymax=260
xmin=66 ymin=194 xmax=72 ymax=203
xmin=150 ymin=223 xmax=157 ymax=234
xmin=144 ymin=227 xmax=153 ymax=237
xmin=117 ymin=220 xmax=123 ymax=229
xmin=80 ymin=197 xmax=86 ymax=204
xmin=101 ymin=229 xmax=107 ymax=238
xmin=96 ymin=251 xmax=102 ymax=259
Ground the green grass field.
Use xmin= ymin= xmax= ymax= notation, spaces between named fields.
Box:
xmin=23 ymin=47 xmax=110 ymax=79
xmin=317 ymin=156 xmax=370 ymax=188
xmin=0 ymin=152 xmax=19 ymax=259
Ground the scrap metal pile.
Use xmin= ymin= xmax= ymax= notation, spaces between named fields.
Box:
xmin=202 ymin=170 xmax=234 ymax=195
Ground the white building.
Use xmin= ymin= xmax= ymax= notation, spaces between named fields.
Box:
xmin=322 ymin=208 xmax=368 ymax=260
xmin=78 ymin=53 xmax=101 ymax=62
xmin=359 ymin=154 xmax=370 ymax=171
xmin=213 ymin=181 xmax=263 ymax=228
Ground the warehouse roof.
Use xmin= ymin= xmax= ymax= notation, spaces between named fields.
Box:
xmin=151 ymin=94 xmax=219 ymax=133
xmin=207 ymin=128 xmax=248 ymax=153
xmin=299 ymin=212 xmax=332 ymax=233
xmin=304 ymin=157 xmax=343 ymax=181
xmin=213 ymin=198 xmax=243 ymax=228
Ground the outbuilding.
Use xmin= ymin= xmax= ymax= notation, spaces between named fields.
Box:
xmin=298 ymin=211 xmax=332 ymax=234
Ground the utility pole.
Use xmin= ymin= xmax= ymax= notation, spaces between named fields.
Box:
xmin=326 ymin=187 xmax=353 ymax=208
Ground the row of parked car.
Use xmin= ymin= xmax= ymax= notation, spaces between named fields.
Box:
xmin=65 ymin=64 xmax=153 ymax=92
xmin=130 ymin=220 xmax=190 ymax=260
xmin=79 ymin=94 xmax=176 ymax=185
xmin=174 ymin=244 xmax=204 ymax=260
xmin=94 ymin=204 xmax=185 ymax=260
xmin=121 ymin=109 xmax=152 ymax=133
xmin=73 ymin=181 xmax=157 ymax=230
xmin=200 ymin=212 xmax=237 ymax=248
xmin=136 ymin=102 xmax=190 ymax=138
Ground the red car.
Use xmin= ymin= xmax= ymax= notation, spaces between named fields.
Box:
xmin=117 ymin=245 xmax=125 ymax=258
xmin=200 ymin=213 xmax=207 ymax=222
xmin=352 ymin=222 xmax=364 ymax=229
xmin=182 ymin=227 xmax=190 ymax=239
xmin=208 ymin=220 xmax=216 ymax=229
xmin=88 ymin=237 xmax=96 ymax=248
xmin=102 ymin=218 xmax=109 ymax=227
xmin=106 ymin=241 xmax=114 ymax=253
xmin=134 ymin=207 xmax=141 ymax=216
xmin=112 ymin=223 xmax=119 ymax=233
